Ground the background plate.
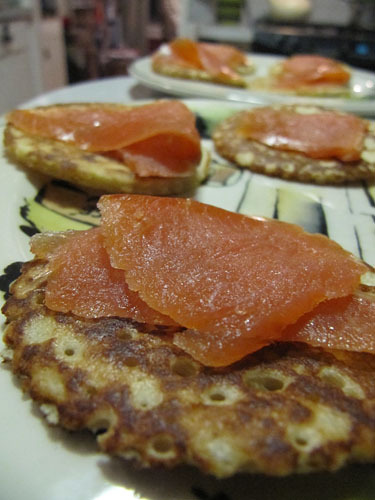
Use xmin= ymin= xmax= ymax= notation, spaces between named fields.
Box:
xmin=129 ymin=53 xmax=375 ymax=116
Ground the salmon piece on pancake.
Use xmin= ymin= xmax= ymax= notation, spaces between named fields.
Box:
xmin=283 ymin=287 xmax=375 ymax=353
xmin=213 ymin=104 xmax=375 ymax=184
xmin=248 ymin=54 xmax=351 ymax=96
xmin=35 ymin=228 xmax=176 ymax=325
xmin=236 ymin=106 xmax=366 ymax=162
xmin=2 ymin=224 xmax=375 ymax=477
xmin=98 ymin=195 xmax=367 ymax=366
xmin=4 ymin=101 xmax=210 ymax=195
xmin=152 ymin=38 xmax=254 ymax=87
xmin=273 ymin=55 xmax=350 ymax=89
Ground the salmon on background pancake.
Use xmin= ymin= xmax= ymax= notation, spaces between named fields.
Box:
xmin=4 ymin=101 xmax=209 ymax=195
xmin=213 ymin=104 xmax=375 ymax=184
xmin=152 ymin=38 xmax=255 ymax=87
xmin=248 ymin=54 xmax=351 ymax=97
xmin=2 ymin=198 xmax=375 ymax=477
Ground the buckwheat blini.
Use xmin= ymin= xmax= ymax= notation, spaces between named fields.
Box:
xmin=152 ymin=38 xmax=255 ymax=87
xmin=213 ymin=105 xmax=375 ymax=184
xmin=2 ymin=195 xmax=375 ymax=478
xmin=4 ymin=101 xmax=210 ymax=196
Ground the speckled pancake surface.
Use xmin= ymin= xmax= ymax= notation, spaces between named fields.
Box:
xmin=2 ymin=255 xmax=375 ymax=479
xmin=213 ymin=105 xmax=375 ymax=185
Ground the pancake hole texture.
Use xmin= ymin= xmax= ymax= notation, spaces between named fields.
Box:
xmin=54 ymin=336 xmax=84 ymax=364
xmin=243 ymin=369 xmax=291 ymax=392
xmin=290 ymin=429 xmax=312 ymax=449
xmin=117 ymin=327 xmax=138 ymax=341
xmin=287 ymin=403 xmax=351 ymax=455
xmin=319 ymin=366 xmax=365 ymax=399
xmin=201 ymin=384 xmax=243 ymax=406
xmin=87 ymin=408 xmax=118 ymax=438
xmin=91 ymin=418 xmax=110 ymax=435
xmin=148 ymin=434 xmax=176 ymax=459
xmin=123 ymin=356 xmax=138 ymax=368
xmin=171 ymin=357 xmax=199 ymax=377
xmin=129 ymin=373 xmax=163 ymax=410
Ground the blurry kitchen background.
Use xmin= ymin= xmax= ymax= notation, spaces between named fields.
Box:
xmin=1 ymin=0 xmax=374 ymax=113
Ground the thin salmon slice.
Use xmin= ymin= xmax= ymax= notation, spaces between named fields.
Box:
xmin=7 ymin=101 xmax=201 ymax=178
xmin=173 ymin=290 xmax=375 ymax=364
xmin=98 ymin=194 xmax=367 ymax=366
xmin=237 ymin=107 xmax=367 ymax=162
xmin=275 ymin=54 xmax=351 ymax=89
xmin=37 ymin=228 xmax=177 ymax=325
xmin=282 ymin=290 xmax=375 ymax=353
xmin=163 ymin=38 xmax=247 ymax=83
xmin=30 ymin=230 xmax=79 ymax=259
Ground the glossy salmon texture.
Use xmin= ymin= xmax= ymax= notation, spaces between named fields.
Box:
xmin=33 ymin=228 xmax=177 ymax=325
xmin=98 ymin=195 xmax=367 ymax=366
xmin=283 ymin=290 xmax=375 ymax=353
xmin=275 ymin=54 xmax=351 ymax=89
xmin=237 ymin=107 xmax=367 ymax=162
xmin=7 ymin=101 xmax=201 ymax=178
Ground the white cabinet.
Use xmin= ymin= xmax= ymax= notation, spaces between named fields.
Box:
xmin=40 ymin=17 xmax=68 ymax=92
xmin=0 ymin=20 xmax=38 ymax=113
xmin=0 ymin=1 xmax=67 ymax=114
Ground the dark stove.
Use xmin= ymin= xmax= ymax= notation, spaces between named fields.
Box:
xmin=252 ymin=19 xmax=375 ymax=71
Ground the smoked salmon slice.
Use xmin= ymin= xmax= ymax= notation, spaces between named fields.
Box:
xmin=237 ymin=107 xmax=367 ymax=162
xmin=282 ymin=290 xmax=375 ymax=353
xmin=35 ymin=228 xmax=177 ymax=325
xmin=98 ymin=194 xmax=367 ymax=366
xmin=7 ymin=101 xmax=201 ymax=178
xmin=274 ymin=54 xmax=351 ymax=89
xmin=156 ymin=38 xmax=248 ymax=84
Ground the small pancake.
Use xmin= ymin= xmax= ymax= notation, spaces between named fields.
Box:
xmin=213 ymin=105 xmax=375 ymax=184
xmin=2 ymin=255 xmax=375 ymax=478
xmin=4 ymin=123 xmax=210 ymax=196
xmin=152 ymin=41 xmax=255 ymax=88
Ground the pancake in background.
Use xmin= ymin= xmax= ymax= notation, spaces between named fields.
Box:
xmin=152 ymin=38 xmax=255 ymax=87
xmin=248 ymin=54 xmax=351 ymax=97
xmin=213 ymin=104 xmax=375 ymax=184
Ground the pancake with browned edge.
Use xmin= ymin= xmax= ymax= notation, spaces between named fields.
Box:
xmin=4 ymin=102 xmax=210 ymax=196
xmin=2 ymin=250 xmax=375 ymax=478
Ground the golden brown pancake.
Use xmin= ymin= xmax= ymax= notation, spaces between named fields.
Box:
xmin=2 ymin=252 xmax=375 ymax=478
xmin=213 ymin=105 xmax=375 ymax=184
xmin=3 ymin=104 xmax=210 ymax=196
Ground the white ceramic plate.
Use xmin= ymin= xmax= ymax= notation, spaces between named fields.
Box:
xmin=129 ymin=53 xmax=375 ymax=116
xmin=1 ymin=85 xmax=375 ymax=500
